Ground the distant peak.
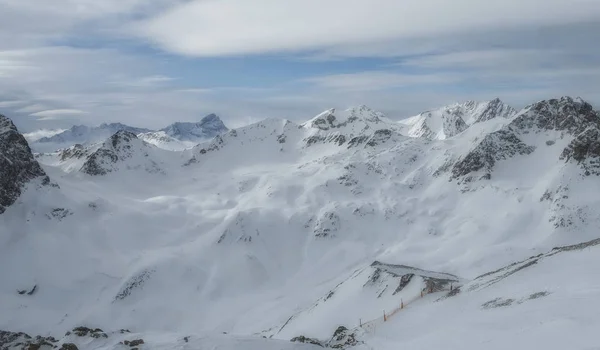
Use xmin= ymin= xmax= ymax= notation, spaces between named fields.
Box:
xmin=199 ymin=113 xmax=227 ymax=130
xmin=112 ymin=130 xmax=138 ymax=138
xmin=200 ymin=113 xmax=220 ymax=122
xmin=528 ymin=96 xmax=593 ymax=111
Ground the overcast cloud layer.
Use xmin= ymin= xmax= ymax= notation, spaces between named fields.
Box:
xmin=1 ymin=0 xmax=600 ymax=133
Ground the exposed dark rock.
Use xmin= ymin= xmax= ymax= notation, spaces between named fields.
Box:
xmin=482 ymin=298 xmax=515 ymax=309
xmin=559 ymin=126 xmax=600 ymax=175
xmin=46 ymin=208 xmax=72 ymax=221
xmin=314 ymin=211 xmax=341 ymax=238
xmin=17 ymin=285 xmax=37 ymax=296
xmin=59 ymin=144 xmax=89 ymax=161
xmin=508 ymin=96 xmax=600 ymax=135
xmin=305 ymin=134 xmax=347 ymax=147
xmin=0 ymin=114 xmax=53 ymax=214
xmin=122 ymin=339 xmax=144 ymax=347
xmin=290 ymin=336 xmax=324 ymax=347
xmin=347 ymin=135 xmax=369 ymax=148
xmin=451 ymin=130 xmax=535 ymax=182
xmin=114 ymin=269 xmax=154 ymax=301
xmin=329 ymin=326 xmax=358 ymax=349
xmin=0 ymin=330 xmax=58 ymax=350
xmin=80 ymin=131 xmax=162 ymax=176
xmin=71 ymin=327 xmax=107 ymax=339
xmin=474 ymin=98 xmax=517 ymax=123
xmin=442 ymin=112 xmax=468 ymax=138
xmin=393 ymin=274 xmax=414 ymax=295
xmin=366 ymin=129 xmax=393 ymax=147
xmin=59 ymin=343 xmax=78 ymax=350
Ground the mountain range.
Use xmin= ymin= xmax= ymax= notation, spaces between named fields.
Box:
xmin=1 ymin=96 xmax=600 ymax=350
xmin=33 ymin=113 xmax=229 ymax=152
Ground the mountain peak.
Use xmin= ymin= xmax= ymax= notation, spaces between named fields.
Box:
xmin=80 ymin=130 xmax=162 ymax=176
xmin=0 ymin=114 xmax=52 ymax=213
xmin=510 ymin=96 xmax=598 ymax=135
xmin=303 ymin=105 xmax=387 ymax=131
xmin=160 ymin=113 xmax=228 ymax=141
xmin=36 ymin=122 xmax=151 ymax=146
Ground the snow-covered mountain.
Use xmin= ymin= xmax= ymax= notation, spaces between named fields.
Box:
xmin=0 ymin=114 xmax=54 ymax=214
xmin=36 ymin=123 xmax=152 ymax=146
xmin=137 ymin=113 xmax=229 ymax=151
xmin=31 ymin=114 xmax=229 ymax=152
xmin=2 ymin=96 xmax=600 ymax=350
xmin=399 ymin=98 xmax=517 ymax=139
xmin=160 ymin=113 xmax=229 ymax=140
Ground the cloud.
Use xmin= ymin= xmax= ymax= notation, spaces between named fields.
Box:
xmin=29 ymin=109 xmax=90 ymax=120
xmin=22 ymin=128 xmax=67 ymax=142
xmin=0 ymin=0 xmax=599 ymax=136
xmin=134 ymin=0 xmax=600 ymax=57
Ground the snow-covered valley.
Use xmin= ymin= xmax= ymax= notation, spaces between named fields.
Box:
xmin=2 ymin=97 xmax=600 ymax=349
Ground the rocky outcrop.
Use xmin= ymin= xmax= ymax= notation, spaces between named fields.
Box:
xmin=473 ymin=98 xmax=517 ymax=123
xmin=560 ymin=126 xmax=600 ymax=176
xmin=508 ymin=97 xmax=600 ymax=135
xmin=59 ymin=144 xmax=91 ymax=161
xmin=0 ymin=114 xmax=52 ymax=214
xmin=80 ymin=131 xmax=163 ymax=176
xmin=0 ymin=329 xmax=59 ymax=349
xmin=441 ymin=109 xmax=468 ymax=138
xmin=451 ymin=130 xmax=535 ymax=182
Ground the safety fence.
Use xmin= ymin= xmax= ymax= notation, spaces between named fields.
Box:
xmin=355 ymin=286 xmax=452 ymax=334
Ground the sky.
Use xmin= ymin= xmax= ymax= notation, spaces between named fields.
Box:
xmin=1 ymin=0 xmax=600 ymax=133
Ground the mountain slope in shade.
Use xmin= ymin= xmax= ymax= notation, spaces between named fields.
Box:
xmin=0 ymin=114 xmax=52 ymax=214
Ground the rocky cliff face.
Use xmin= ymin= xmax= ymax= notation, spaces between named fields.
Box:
xmin=0 ymin=114 xmax=52 ymax=214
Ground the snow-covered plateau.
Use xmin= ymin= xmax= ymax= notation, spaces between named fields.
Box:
xmin=2 ymin=96 xmax=600 ymax=349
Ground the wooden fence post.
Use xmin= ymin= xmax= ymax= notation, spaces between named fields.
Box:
xmin=383 ymin=310 xmax=387 ymax=322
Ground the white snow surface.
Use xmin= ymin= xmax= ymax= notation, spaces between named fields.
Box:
xmin=2 ymin=99 xmax=600 ymax=349
xmin=399 ymin=99 xmax=517 ymax=139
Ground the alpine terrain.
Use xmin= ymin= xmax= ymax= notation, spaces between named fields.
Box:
xmin=1 ymin=96 xmax=600 ymax=350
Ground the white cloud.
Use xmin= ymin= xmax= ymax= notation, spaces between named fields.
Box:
xmin=22 ymin=128 xmax=67 ymax=142
xmin=1 ymin=0 xmax=600 ymax=135
xmin=29 ymin=109 xmax=89 ymax=120
xmin=0 ymin=100 xmax=26 ymax=108
xmin=134 ymin=0 xmax=600 ymax=57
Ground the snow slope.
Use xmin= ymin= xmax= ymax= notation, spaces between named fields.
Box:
xmin=1 ymin=97 xmax=600 ymax=349
xmin=399 ymin=98 xmax=517 ymax=139
xmin=354 ymin=238 xmax=600 ymax=350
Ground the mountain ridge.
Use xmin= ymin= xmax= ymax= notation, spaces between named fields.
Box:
xmin=2 ymin=95 xmax=600 ymax=350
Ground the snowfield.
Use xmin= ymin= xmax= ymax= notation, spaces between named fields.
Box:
xmin=1 ymin=97 xmax=600 ymax=349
